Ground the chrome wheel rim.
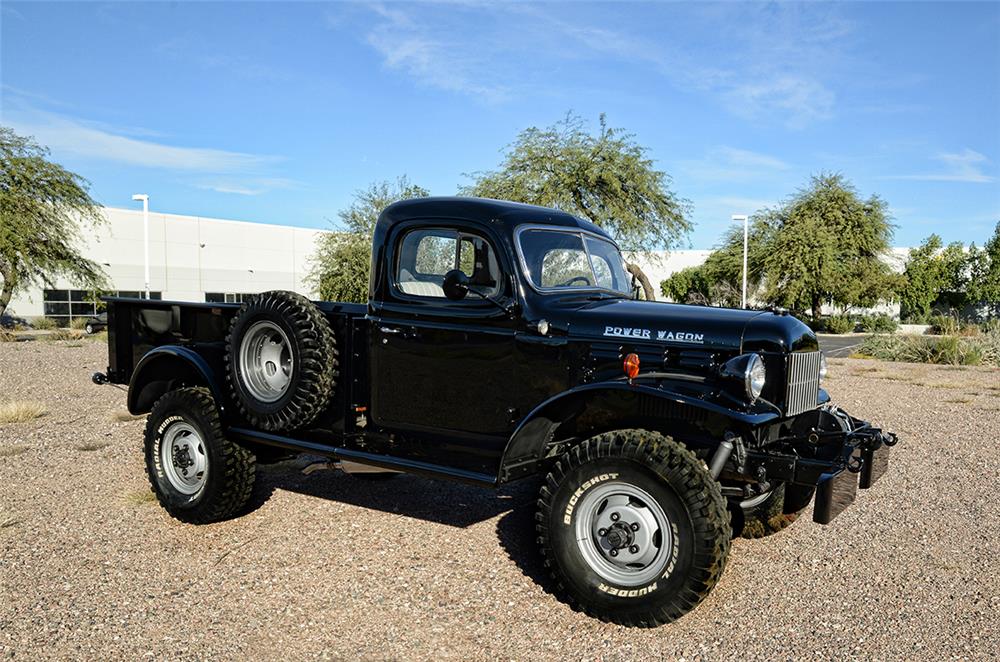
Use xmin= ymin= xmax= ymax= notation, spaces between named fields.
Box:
xmin=239 ymin=320 xmax=293 ymax=403
xmin=574 ymin=481 xmax=673 ymax=587
xmin=161 ymin=421 xmax=208 ymax=495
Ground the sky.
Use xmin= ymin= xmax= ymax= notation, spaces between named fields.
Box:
xmin=2 ymin=1 xmax=999 ymax=249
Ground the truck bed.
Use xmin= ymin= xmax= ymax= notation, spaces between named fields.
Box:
xmin=104 ymin=296 xmax=368 ymax=435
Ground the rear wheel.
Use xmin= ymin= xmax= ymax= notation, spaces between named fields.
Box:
xmin=537 ymin=429 xmax=731 ymax=627
xmin=144 ymin=387 xmax=256 ymax=524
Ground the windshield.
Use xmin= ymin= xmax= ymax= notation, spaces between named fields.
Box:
xmin=517 ymin=228 xmax=632 ymax=295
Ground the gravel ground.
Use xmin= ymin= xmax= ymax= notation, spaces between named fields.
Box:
xmin=1 ymin=340 xmax=998 ymax=660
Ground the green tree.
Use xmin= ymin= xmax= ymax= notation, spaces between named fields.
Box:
xmin=0 ymin=127 xmax=108 ymax=319
xmin=968 ymin=222 xmax=1000 ymax=307
xmin=759 ymin=174 xmax=896 ymax=321
xmin=307 ymin=177 xmax=428 ymax=303
xmin=462 ymin=113 xmax=691 ymax=300
xmin=900 ymin=235 xmax=946 ymax=321
xmin=660 ymin=218 xmax=773 ymax=307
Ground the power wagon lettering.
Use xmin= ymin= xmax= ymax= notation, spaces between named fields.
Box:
xmin=564 ymin=472 xmax=619 ymax=524
xmin=603 ymin=326 xmax=705 ymax=344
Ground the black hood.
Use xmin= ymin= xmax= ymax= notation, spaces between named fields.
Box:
xmin=564 ymin=299 xmax=817 ymax=354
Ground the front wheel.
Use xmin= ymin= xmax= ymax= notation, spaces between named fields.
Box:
xmin=537 ymin=430 xmax=731 ymax=627
xmin=144 ymin=387 xmax=256 ymax=524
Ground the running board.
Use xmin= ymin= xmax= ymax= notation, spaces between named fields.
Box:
xmin=228 ymin=427 xmax=497 ymax=487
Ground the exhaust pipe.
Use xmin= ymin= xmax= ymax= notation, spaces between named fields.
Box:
xmin=709 ymin=439 xmax=734 ymax=479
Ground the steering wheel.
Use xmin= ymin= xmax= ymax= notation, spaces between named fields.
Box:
xmin=558 ymin=276 xmax=592 ymax=287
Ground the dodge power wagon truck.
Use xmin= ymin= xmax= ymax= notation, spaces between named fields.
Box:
xmin=95 ymin=197 xmax=897 ymax=627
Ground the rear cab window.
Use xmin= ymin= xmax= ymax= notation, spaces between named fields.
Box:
xmin=395 ymin=227 xmax=501 ymax=299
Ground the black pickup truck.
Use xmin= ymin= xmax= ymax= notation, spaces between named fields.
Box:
xmin=96 ymin=197 xmax=896 ymax=627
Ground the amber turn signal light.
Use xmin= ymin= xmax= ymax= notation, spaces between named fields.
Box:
xmin=623 ymin=353 xmax=640 ymax=380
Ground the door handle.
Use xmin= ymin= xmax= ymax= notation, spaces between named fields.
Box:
xmin=380 ymin=326 xmax=403 ymax=335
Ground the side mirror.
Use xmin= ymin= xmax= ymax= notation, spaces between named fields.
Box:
xmin=442 ymin=269 xmax=470 ymax=301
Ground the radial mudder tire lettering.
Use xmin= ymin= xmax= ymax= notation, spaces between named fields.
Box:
xmin=144 ymin=387 xmax=256 ymax=524
xmin=226 ymin=290 xmax=338 ymax=431
xmin=536 ymin=429 xmax=731 ymax=627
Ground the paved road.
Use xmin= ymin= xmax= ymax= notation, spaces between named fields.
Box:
xmin=817 ymin=333 xmax=869 ymax=357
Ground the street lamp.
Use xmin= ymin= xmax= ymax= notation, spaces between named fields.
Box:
xmin=131 ymin=194 xmax=150 ymax=299
xmin=732 ymin=214 xmax=749 ymax=309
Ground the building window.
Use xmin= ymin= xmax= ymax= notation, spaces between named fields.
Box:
xmin=205 ymin=293 xmax=253 ymax=304
xmin=42 ymin=289 xmax=162 ymax=325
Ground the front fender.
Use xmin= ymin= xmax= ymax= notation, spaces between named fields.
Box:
xmin=128 ymin=346 xmax=225 ymax=414
xmin=497 ymin=381 xmax=779 ymax=483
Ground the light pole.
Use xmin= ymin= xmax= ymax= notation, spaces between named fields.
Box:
xmin=732 ymin=214 xmax=749 ymax=309
xmin=132 ymin=194 xmax=150 ymax=298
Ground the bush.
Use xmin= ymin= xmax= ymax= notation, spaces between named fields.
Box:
xmin=823 ymin=315 xmax=856 ymax=334
xmin=859 ymin=313 xmax=898 ymax=334
xmin=69 ymin=317 xmax=89 ymax=330
xmin=0 ymin=329 xmax=15 ymax=343
xmin=982 ymin=318 xmax=1000 ymax=335
xmin=928 ymin=311 xmax=980 ymax=336
xmin=858 ymin=334 xmax=997 ymax=366
xmin=30 ymin=316 xmax=57 ymax=330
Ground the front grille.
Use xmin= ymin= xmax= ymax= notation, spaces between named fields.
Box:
xmin=784 ymin=351 xmax=821 ymax=416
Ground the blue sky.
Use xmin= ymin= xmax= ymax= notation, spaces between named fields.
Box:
xmin=2 ymin=1 xmax=998 ymax=249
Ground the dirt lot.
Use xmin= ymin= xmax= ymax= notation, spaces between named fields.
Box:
xmin=1 ymin=340 xmax=998 ymax=660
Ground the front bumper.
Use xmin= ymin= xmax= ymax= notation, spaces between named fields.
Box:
xmin=744 ymin=405 xmax=899 ymax=524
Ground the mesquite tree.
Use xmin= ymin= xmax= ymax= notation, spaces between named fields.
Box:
xmin=462 ymin=113 xmax=691 ymax=300
xmin=0 ymin=127 xmax=107 ymax=319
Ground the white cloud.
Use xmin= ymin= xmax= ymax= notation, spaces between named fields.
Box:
xmin=195 ymin=178 xmax=298 ymax=196
xmin=348 ymin=3 xmax=845 ymax=127
xmin=679 ymin=146 xmax=791 ymax=182
xmin=4 ymin=112 xmax=278 ymax=172
xmin=887 ymin=149 xmax=995 ymax=184
xmin=363 ymin=3 xmax=509 ymax=102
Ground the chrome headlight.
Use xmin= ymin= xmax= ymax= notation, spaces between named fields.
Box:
xmin=722 ymin=353 xmax=767 ymax=401
xmin=746 ymin=354 xmax=766 ymax=400
xmin=819 ymin=351 xmax=828 ymax=382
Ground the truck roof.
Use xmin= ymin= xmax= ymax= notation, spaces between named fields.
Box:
xmin=376 ymin=196 xmax=614 ymax=242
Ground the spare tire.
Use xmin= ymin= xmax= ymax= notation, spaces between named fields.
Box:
xmin=226 ymin=290 xmax=337 ymax=431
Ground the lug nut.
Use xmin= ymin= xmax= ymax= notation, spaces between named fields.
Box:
xmin=629 ymin=545 xmax=639 ymax=554
xmin=609 ymin=549 xmax=618 ymax=557
xmin=630 ymin=522 xmax=639 ymax=532
xmin=610 ymin=512 xmax=620 ymax=522
xmin=598 ymin=528 xmax=607 ymax=537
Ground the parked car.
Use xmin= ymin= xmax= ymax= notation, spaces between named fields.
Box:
xmin=84 ymin=312 xmax=107 ymax=334
xmin=93 ymin=197 xmax=897 ymax=627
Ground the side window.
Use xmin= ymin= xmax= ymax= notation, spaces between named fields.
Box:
xmin=396 ymin=228 xmax=500 ymax=299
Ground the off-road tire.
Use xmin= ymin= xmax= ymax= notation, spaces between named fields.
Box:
xmin=537 ymin=429 xmax=731 ymax=627
xmin=144 ymin=387 xmax=256 ymax=524
xmin=738 ymin=483 xmax=815 ymax=539
xmin=226 ymin=290 xmax=338 ymax=431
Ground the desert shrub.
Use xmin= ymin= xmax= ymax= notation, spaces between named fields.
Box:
xmin=69 ymin=317 xmax=89 ymax=330
xmin=859 ymin=314 xmax=898 ymax=334
xmin=981 ymin=318 xmax=1000 ymax=335
xmin=30 ymin=317 xmax=57 ymax=330
xmin=0 ymin=401 xmax=47 ymax=424
xmin=823 ymin=315 xmax=856 ymax=334
xmin=0 ymin=329 xmax=15 ymax=343
xmin=42 ymin=328 xmax=80 ymax=341
xmin=858 ymin=334 xmax=996 ymax=366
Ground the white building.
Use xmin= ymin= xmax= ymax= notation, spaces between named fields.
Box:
xmin=7 ymin=207 xmax=328 ymax=323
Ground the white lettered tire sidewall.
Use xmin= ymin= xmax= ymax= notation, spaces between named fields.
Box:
xmin=545 ymin=458 xmax=696 ymax=614
xmin=147 ymin=411 xmax=216 ymax=511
